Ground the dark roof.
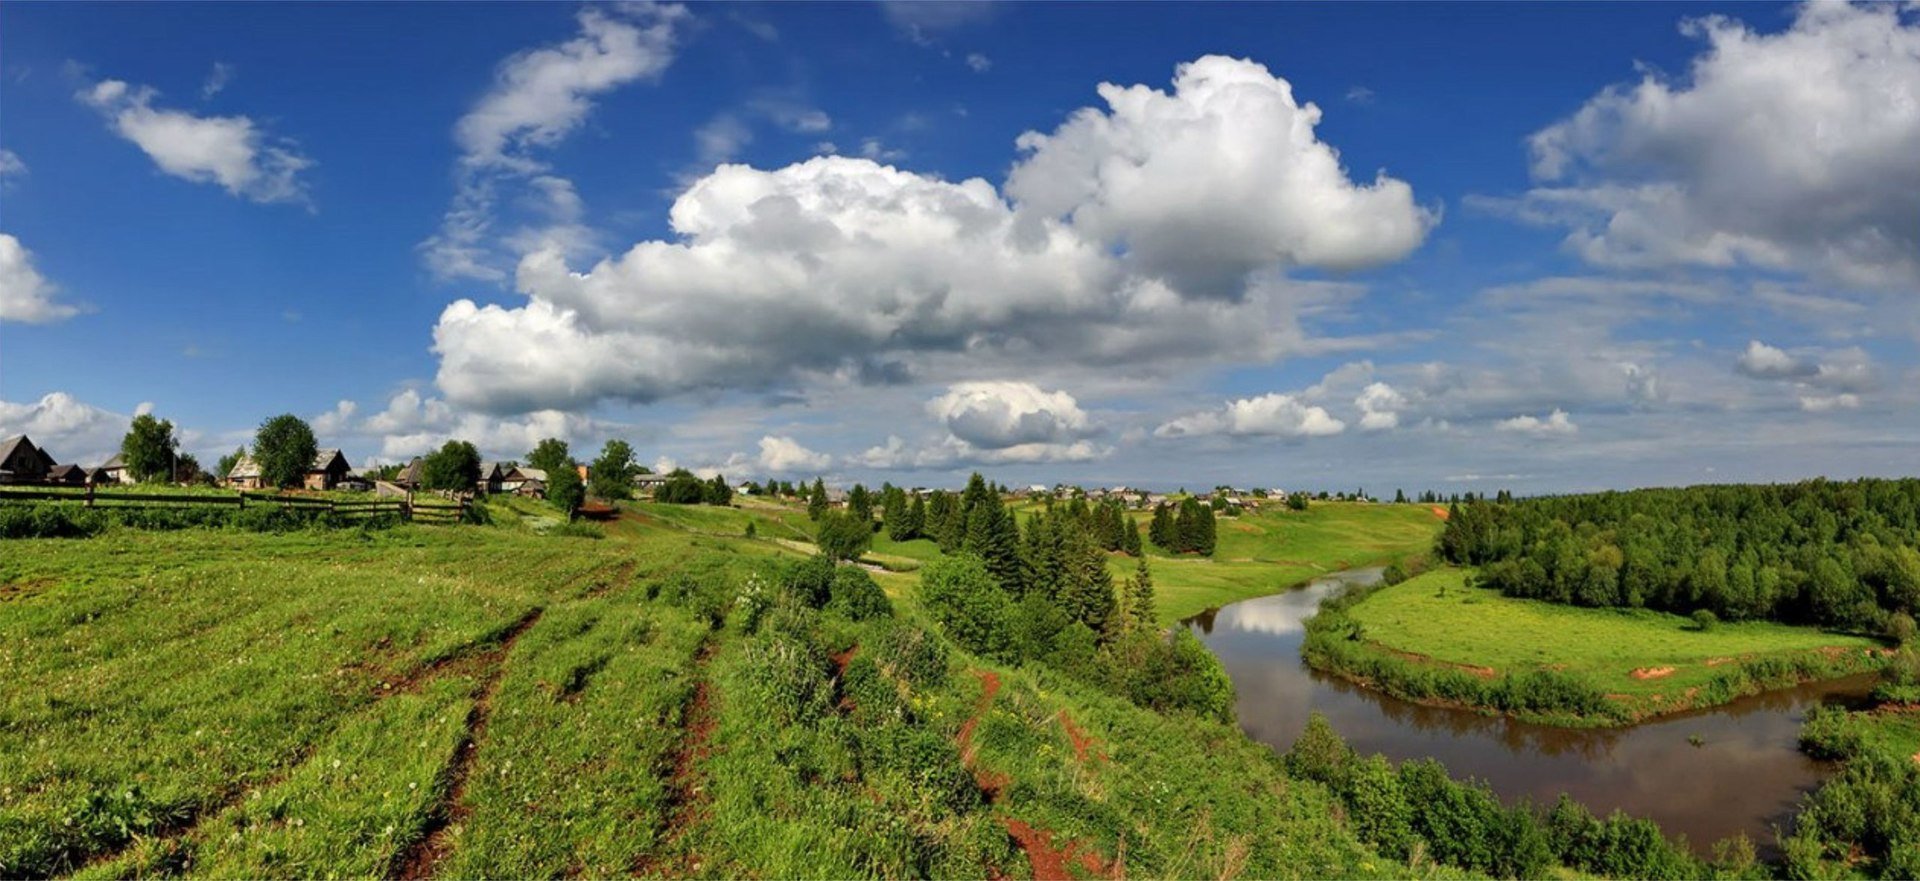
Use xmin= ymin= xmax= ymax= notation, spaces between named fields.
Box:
xmin=1 ymin=435 xmax=56 ymax=471
xmin=311 ymin=449 xmax=350 ymax=473
xmin=479 ymin=461 xmax=505 ymax=481
xmin=396 ymin=458 xmax=424 ymax=485
xmin=48 ymin=464 xmax=86 ymax=481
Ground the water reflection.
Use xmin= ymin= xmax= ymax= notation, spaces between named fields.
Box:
xmin=1183 ymin=571 xmax=1875 ymax=853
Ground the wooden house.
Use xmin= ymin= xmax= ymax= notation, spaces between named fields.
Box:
xmin=0 ymin=435 xmax=57 ymax=484
xmin=393 ymin=458 xmax=424 ymax=490
xmin=477 ymin=462 xmax=506 ymax=494
xmin=225 ymin=455 xmax=265 ymax=490
xmin=47 ymin=463 xmax=89 ymax=485
xmin=304 ymin=449 xmax=352 ymax=491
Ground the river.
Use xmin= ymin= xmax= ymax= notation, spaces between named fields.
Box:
xmin=1181 ymin=568 xmax=1876 ymax=853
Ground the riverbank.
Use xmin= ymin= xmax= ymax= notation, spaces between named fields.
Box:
xmin=1304 ymin=568 xmax=1890 ymax=727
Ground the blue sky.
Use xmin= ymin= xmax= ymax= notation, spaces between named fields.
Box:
xmin=3 ymin=1 xmax=1916 ymax=494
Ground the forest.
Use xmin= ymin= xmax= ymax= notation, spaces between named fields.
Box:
xmin=1435 ymin=478 xmax=1920 ymax=636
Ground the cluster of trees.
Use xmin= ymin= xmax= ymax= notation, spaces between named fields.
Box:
xmin=1287 ymin=714 xmax=1715 ymax=879
xmin=1148 ymin=497 xmax=1216 ymax=556
xmin=1438 ymin=479 xmax=1920 ymax=636
xmin=654 ymin=469 xmax=733 ymax=506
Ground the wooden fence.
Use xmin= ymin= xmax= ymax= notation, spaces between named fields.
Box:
xmin=0 ymin=484 xmax=468 ymax=523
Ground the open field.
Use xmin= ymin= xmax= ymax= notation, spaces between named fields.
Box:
xmin=1328 ymin=568 xmax=1887 ymax=721
xmin=0 ymin=504 xmax=1438 ymax=879
xmin=1129 ymin=503 xmax=1443 ymax=623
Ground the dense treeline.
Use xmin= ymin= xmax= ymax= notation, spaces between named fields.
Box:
xmin=1437 ymin=479 xmax=1920 ymax=636
xmin=1148 ymin=497 xmax=1216 ymax=555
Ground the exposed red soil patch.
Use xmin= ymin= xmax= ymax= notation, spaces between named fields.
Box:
xmin=953 ymin=670 xmax=1116 ymax=879
xmin=832 ymin=645 xmax=858 ymax=713
xmin=1630 ymin=666 xmax=1677 ymax=680
xmin=632 ymin=636 xmax=721 ymax=878
xmin=1056 ymin=710 xmax=1105 ymax=764
xmin=1001 ymin=817 xmax=1114 ymax=881
xmin=395 ymin=607 xmax=548 ymax=880
xmin=1431 ymin=506 xmax=1450 ymax=520
xmin=1705 ymin=657 xmax=1736 ymax=667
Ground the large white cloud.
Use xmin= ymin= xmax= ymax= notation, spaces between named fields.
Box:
xmin=1520 ymin=3 xmax=1920 ymax=288
xmin=0 ymin=392 xmax=131 ymax=465
xmin=423 ymin=4 xmax=687 ymax=281
xmin=1155 ymin=393 xmax=1346 ymax=439
xmin=1008 ymin=55 xmax=1435 ymax=298
xmin=79 ymin=79 xmax=312 ymax=205
xmin=1354 ymin=382 xmax=1406 ymax=431
xmin=433 ymin=56 xmax=1432 ymax=413
xmin=0 ymin=234 xmax=79 ymax=324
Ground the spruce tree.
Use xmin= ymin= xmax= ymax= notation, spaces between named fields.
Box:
xmin=884 ymin=487 xmax=911 ymax=541
xmin=1149 ymin=503 xmax=1174 ymax=549
xmin=1126 ymin=558 xmax=1157 ymax=631
xmin=905 ymin=494 xmax=926 ymax=540
xmin=1059 ymin=527 xmax=1116 ymax=635
xmin=808 ymin=478 xmax=828 ymax=521
xmin=1122 ymin=516 xmax=1143 ymax=556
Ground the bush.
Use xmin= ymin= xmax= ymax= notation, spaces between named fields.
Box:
xmin=826 ymin=566 xmax=892 ymax=621
xmin=1284 ymin=712 xmax=1352 ymax=784
xmin=781 ymin=554 xmax=836 ymax=608
xmin=815 ymin=510 xmax=873 ymax=562
xmin=918 ymin=554 xmax=1012 ymax=659
xmin=1692 ymin=609 xmax=1719 ymax=631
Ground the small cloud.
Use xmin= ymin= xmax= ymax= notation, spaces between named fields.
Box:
xmin=281 ymin=309 xmax=302 ymax=323
xmin=729 ymin=11 xmax=779 ymax=42
xmin=694 ymin=114 xmax=753 ymax=165
xmin=812 ymin=141 xmax=838 ymax=155
xmin=859 ymin=138 xmax=905 ymax=162
xmin=1344 ymin=85 xmax=1376 ymax=105
xmin=1800 ymin=393 xmax=1860 ymax=413
xmin=966 ymin=53 xmax=992 ymax=73
xmin=201 ymin=62 xmax=233 ymax=100
xmin=1496 ymin=409 xmax=1577 ymax=438
xmin=0 ymin=148 xmax=26 ymax=180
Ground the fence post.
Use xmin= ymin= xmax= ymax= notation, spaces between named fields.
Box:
xmin=86 ymin=483 xmax=95 ymax=508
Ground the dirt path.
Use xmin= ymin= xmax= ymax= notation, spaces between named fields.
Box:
xmin=1057 ymin=710 xmax=1104 ymax=764
xmin=631 ymin=635 xmax=722 ymax=878
xmin=956 ymin=669 xmax=1115 ymax=880
xmin=393 ymin=607 xmax=547 ymax=880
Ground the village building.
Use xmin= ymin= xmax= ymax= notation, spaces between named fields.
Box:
xmin=634 ymin=472 xmax=669 ymax=495
xmin=225 ymin=455 xmax=266 ymax=490
xmin=304 ymin=450 xmax=352 ymax=491
xmin=392 ymin=458 xmax=424 ymax=490
xmin=97 ymin=453 xmax=137 ymax=485
xmin=0 ymin=435 xmax=58 ymax=484
xmin=502 ymin=466 xmax=547 ymax=497
xmin=47 ymin=464 xmax=89 ymax=485
xmin=477 ymin=462 xmax=507 ymax=495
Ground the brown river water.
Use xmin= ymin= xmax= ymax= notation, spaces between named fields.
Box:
xmin=1181 ymin=568 xmax=1877 ymax=854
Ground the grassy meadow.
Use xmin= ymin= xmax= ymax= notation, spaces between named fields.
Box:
xmin=1331 ymin=567 xmax=1887 ymax=720
xmin=0 ymin=496 xmax=1459 ymax=879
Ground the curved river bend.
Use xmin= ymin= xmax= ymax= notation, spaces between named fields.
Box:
xmin=1182 ymin=568 xmax=1875 ymax=853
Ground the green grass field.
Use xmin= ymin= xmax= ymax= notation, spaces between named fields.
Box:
xmin=0 ymin=499 xmax=1456 ymax=879
xmin=1344 ymin=568 xmax=1885 ymax=713
xmin=1131 ymin=502 xmax=1443 ymax=623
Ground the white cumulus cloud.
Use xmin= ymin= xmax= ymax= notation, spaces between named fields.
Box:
xmin=0 ymin=234 xmax=79 ymax=324
xmin=79 ymin=78 xmax=312 ymax=205
xmin=1156 ymin=393 xmax=1346 ymax=439
xmin=753 ymin=435 xmax=831 ymax=474
xmin=1520 ymin=3 xmax=1920 ymax=288
xmin=0 ymin=392 xmax=133 ymax=465
xmin=1355 ymin=382 xmax=1406 ymax=431
xmin=1496 ymin=409 xmax=1578 ymax=438
xmin=432 ymin=56 xmax=1432 ymax=414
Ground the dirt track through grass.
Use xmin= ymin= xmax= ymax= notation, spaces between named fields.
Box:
xmin=394 ymin=607 xmax=547 ymax=880
xmin=632 ymin=634 xmax=721 ymax=878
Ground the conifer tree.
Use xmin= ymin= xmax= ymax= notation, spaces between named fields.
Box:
xmin=1059 ymin=527 xmax=1116 ymax=634
xmin=1122 ymin=515 xmax=1143 ymax=556
xmin=808 ymin=477 xmax=828 ymax=521
xmin=1125 ymin=558 xmax=1157 ymax=631
xmin=1149 ymin=503 xmax=1174 ymax=549
xmin=884 ymin=487 xmax=911 ymax=541
xmin=905 ymin=494 xmax=926 ymax=540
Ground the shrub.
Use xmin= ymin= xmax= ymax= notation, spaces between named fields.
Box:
xmin=840 ymin=654 xmax=906 ymax=725
xmin=815 ymin=510 xmax=873 ymax=562
xmin=1692 ymin=609 xmax=1719 ymax=631
xmin=918 ymin=554 xmax=1012 ymax=659
xmin=827 ymin=567 xmax=892 ymax=621
xmin=734 ymin=572 xmax=775 ymax=634
xmin=781 ymin=554 xmax=837 ymax=608
xmin=1284 ymin=712 xmax=1352 ymax=784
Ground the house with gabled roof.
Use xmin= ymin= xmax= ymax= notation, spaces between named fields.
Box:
xmin=225 ymin=454 xmax=266 ymax=490
xmin=305 ymin=449 xmax=352 ymax=491
xmin=98 ymin=452 xmax=137 ymax=485
xmin=0 ymin=435 xmax=57 ymax=484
